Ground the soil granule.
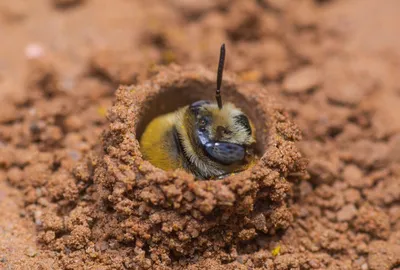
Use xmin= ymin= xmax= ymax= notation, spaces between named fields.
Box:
xmin=0 ymin=0 xmax=400 ymax=269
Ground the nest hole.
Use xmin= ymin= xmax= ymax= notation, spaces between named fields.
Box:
xmin=136 ymin=78 xmax=268 ymax=171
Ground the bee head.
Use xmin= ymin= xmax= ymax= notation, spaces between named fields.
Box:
xmin=183 ymin=44 xmax=256 ymax=167
xmin=188 ymin=100 xmax=255 ymax=165
xmin=189 ymin=101 xmax=254 ymax=143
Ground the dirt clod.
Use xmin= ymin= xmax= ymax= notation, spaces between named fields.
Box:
xmin=354 ymin=204 xmax=391 ymax=239
xmin=283 ymin=66 xmax=321 ymax=94
xmin=337 ymin=204 xmax=357 ymax=222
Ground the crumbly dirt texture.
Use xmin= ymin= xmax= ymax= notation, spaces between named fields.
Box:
xmin=1 ymin=0 xmax=400 ymax=269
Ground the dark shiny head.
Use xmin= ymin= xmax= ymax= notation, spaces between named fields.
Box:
xmin=188 ymin=101 xmax=255 ymax=166
xmin=185 ymin=44 xmax=255 ymax=169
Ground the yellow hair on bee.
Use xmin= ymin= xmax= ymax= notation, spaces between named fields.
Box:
xmin=139 ymin=112 xmax=182 ymax=171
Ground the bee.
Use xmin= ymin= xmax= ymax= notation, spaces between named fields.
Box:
xmin=140 ymin=44 xmax=256 ymax=179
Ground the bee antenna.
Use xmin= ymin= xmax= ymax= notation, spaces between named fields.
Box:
xmin=216 ymin=43 xmax=225 ymax=110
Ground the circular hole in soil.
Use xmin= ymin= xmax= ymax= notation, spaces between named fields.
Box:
xmin=136 ymin=78 xmax=269 ymax=176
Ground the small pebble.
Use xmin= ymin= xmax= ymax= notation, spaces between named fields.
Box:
xmin=283 ymin=66 xmax=320 ymax=94
xmin=64 ymin=115 xmax=83 ymax=132
xmin=342 ymin=164 xmax=365 ymax=188
xmin=0 ymin=0 xmax=27 ymax=22
xmin=0 ymin=103 xmax=18 ymax=124
xmin=34 ymin=210 xmax=42 ymax=226
xmin=25 ymin=43 xmax=44 ymax=59
xmin=25 ymin=247 xmax=38 ymax=257
xmin=326 ymin=82 xmax=364 ymax=107
xmin=337 ymin=204 xmax=357 ymax=221
xmin=68 ymin=150 xmax=81 ymax=161
xmin=308 ymin=259 xmax=320 ymax=268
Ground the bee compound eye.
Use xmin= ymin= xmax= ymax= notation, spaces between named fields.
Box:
xmin=190 ymin=100 xmax=211 ymax=113
xmin=234 ymin=114 xmax=252 ymax=135
xmin=205 ymin=142 xmax=245 ymax=165
xmin=199 ymin=116 xmax=210 ymax=127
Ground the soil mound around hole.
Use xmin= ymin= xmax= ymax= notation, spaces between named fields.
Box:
xmin=87 ymin=65 xmax=305 ymax=267
xmin=29 ymin=65 xmax=305 ymax=269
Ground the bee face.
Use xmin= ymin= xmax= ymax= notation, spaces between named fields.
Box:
xmin=187 ymin=100 xmax=255 ymax=166
xmin=189 ymin=101 xmax=254 ymax=145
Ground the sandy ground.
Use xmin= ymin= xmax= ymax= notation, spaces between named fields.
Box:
xmin=0 ymin=0 xmax=399 ymax=269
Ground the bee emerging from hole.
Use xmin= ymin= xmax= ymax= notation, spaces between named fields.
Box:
xmin=140 ymin=44 xmax=257 ymax=179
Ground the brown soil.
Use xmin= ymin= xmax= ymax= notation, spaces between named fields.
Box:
xmin=0 ymin=0 xmax=400 ymax=269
